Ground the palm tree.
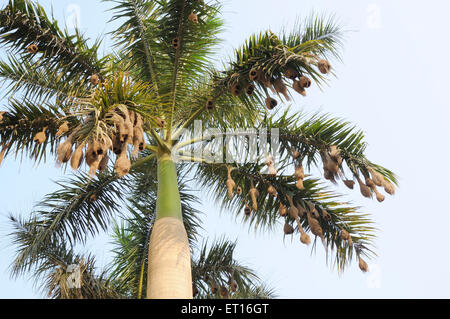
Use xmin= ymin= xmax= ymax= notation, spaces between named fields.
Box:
xmin=0 ymin=0 xmax=397 ymax=299
xmin=9 ymin=175 xmax=274 ymax=298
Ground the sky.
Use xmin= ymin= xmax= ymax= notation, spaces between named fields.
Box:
xmin=1 ymin=0 xmax=450 ymax=298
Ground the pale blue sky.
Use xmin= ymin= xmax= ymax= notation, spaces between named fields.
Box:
xmin=1 ymin=0 xmax=450 ymax=298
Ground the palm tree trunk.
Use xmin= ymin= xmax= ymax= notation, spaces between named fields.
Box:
xmin=146 ymin=153 xmax=193 ymax=299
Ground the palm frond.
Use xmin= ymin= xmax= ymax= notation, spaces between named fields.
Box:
xmin=0 ymin=55 xmax=88 ymax=102
xmin=8 ymin=169 xmax=129 ymax=278
xmin=9 ymin=215 xmax=123 ymax=299
xmin=107 ymin=0 xmax=161 ymax=86
xmin=192 ymin=237 xmax=267 ymax=299
xmin=195 ymin=161 xmax=376 ymax=273
xmin=0 ymin=98 xmax=76 ymax=164
xmin=170 ymin=14 xmax=344 ymax=140
xmin=0 ymin=0 xmax=108 ymax=82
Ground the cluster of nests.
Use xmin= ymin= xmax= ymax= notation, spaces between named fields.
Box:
xmin=193 ymin=274 xmax=239 ymax=298
xmin=23 ymin=38 xmax=155 ymax=178
xmin=317 ymin=145 xmax=395 ymax=202
xmin=205 ymin=58 xmax=331 ymax=111
xmin=224 ymin=146 xmax=393 ymax=273
xmin=32 ymin=105 xmax=148 ymax=179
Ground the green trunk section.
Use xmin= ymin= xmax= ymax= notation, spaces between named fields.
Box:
xmin=156 ymin=153 xmax=182 ymax=221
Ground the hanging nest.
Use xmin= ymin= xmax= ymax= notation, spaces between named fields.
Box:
xmin=56 ymin=121 xmax=69 ymax=137
xmin=296 ymin=203 xmax=305 ymax=218
xmin=279 ymin=203 xmax=287 ymax=217
xmin=356 ymin=176 xmax=373 ymax=198
xmin=286 ymin=195 xmax=298 ymax=218
xmin=284 ymin=67 xmax=298 ymax=80
xmin=132 ymin=117 xmax=145 ymax=150
xmin=284 ymin=222 xmax=294 ymax=235
xmin=112 ymin=133 xmax=123 ymax=155
xmin=294 ymin=164 xmax=304 ymax=180
xmin=306 ymin=211 xmax=323 ymax=238
xmin=0 ymin=111 xmax=6 ymax=122
xmin=257 ymin=69 xmax=275 ymax=93
xmin=299 ymin=76 xmax=311 ymax=88
xmin=300 ymin=231 xmax=311 ymax=245
xmin=343 ymin=179 xmax=355 ymax=189
xmin=318 ymin=59 xmax=331 ymax=74
xmin=114 ymin=148 xmax=131 ymax=177
xmin=324 ymin=170 xmax=336 ymax=183
xmin=291 ymin=205 xmax=310 ymax=245
xmin=368 ymin=167 xmax=385 ymax=187
xmin=292 ymin=149 xmax=301 ymax=160
xmin=365 ymin=177 xmax=376 ymax=189
xmin=98 ymin=152 xmax=109 ymax=172
xmin=172 ymin=37 xmax=180 ymax=49
xmin=231 ymin=83 xmax=242 ymax=96
xmin=320 ymin=208 xmax=331 ymax=221
xmin=109 ymin=113 xmax=126 ymax=143
xmin=340 ymin=229 xmax=350 ymax=241
xmin=306 ymin=201 xmax=320 ymax=219
xmin=89 ymin=193 xmax=97 ymax=202
xmin=219 ymin=286 xmax=229 ymax=299
xmin=383 ymin=179 xmax=395 ymax=195
xmin=226 ymin=178 xmax=236 ymax=199
xmin=249 ymin=68 xmax=259 ymax=81
xmin=267 ymin=184 xmax=277 ymax=197
xmin=33 ymin=127 xmax=48 ymax=145
xmin=322 ymin=149 xmax=340 ymax=174
xmin=244 ymin=203 xmax=251 ymax=216
xmin=265 ymin=96 xmax=277 ymax=110
xmin=288 ymin=204 xmax=299 ymax=221
xmin=155 ymin=117 xmax=166 ymax=128
xmin=132 ymin=125 xmax=146 ymax=157
xmin=90 ymin=74 xmax=100 ymax=86
xmin=295 ymin=178 xmax=304 ymax=190
xmin=365 ymin=177 xmax=385 ymax=202
xmin=226 ymin=168 xmax=236 ymax=199
xmin=26 ymin=44 xmax=38 ymax=54
xmin=85 ymin=140 xmax=97 ymax=166
xmin=341 ymin=229 xmax=353 ymax=247
xmin=88 ymin=155 xmax=103 ymax=177
xmin=307 ymin=210 xmax=327 ymax=253
xmin=56 ymin=136 xmax=74 ymax=164
xmin=358 ymin=256 xmax=369 ymax=273
xmin=329 ymin=145 xmax=342 ymax=164
xmin=188 ymin=12 xmax=198 ymax=23
xmin=249 ymin=184 xmax=259 ymax=211
xmin=236 ymin=186 xmax=242 ymax=195
xmin=229 ymin=279 xmax=238 ymax=292
xmin=210 ymin=282 xmax=218 ymax=294
xmin=96 ymin=136 xmax=112 ymax=156
xmin=205 ymin=99 xmax=215 ymax=110
xmin=293 ymin=80 xmax=307 ymax=96
xmin=245 ymin=83 xmax=255 ymax=95
xmin=375 ymin=191 xmax=385 ymax=203
xmin=273 ymin=78 xmax=290 ymax=101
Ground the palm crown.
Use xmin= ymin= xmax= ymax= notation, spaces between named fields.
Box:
xmin=0 ymin=0 xmax=397 ymax=299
